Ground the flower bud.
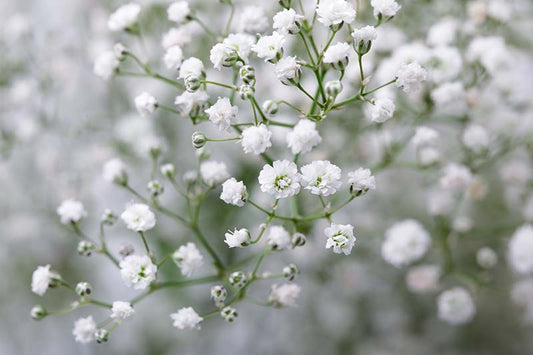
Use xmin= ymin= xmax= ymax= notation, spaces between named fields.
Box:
xmin=192 ymin=131 xmax=207 ymax=149
xmin=291 ymin=232 xmax=307 ymax=248
xmin=283 ymin=263 xmax=299 ymax=281
xmin=325 ymin=80 xmax=343 ymax=99
xmin=279 ymin=0 xmax=292 ymax=9
xmin=352 ymin=26 xmax=377 ymax=55
xmin=210 ymin=285 xmax=228 ymax=307
xmin=160 ymin=163 xmax=176 ymax=179
xmin=183 ymin=170 xmax=198 ymax=186
xmin=239 ymin=85 xmax=255 ymax=100
xmin=77 ymin=240 xmax=96 ymax=257
xmin=184 ymin=75 xmax=202 ymax=92
xmin=262 ymin=100 xmax=279 ymax=116
xmin=147 ymin=180 xmax=164 ymax=197
xmin=113 ymin=43 xmax=128 ymax=61
xmin=220 ymin=306 xmax=238 ymax=322
xmin=149 ymin=143 xmax=162 ymax=160
xmin=75 ymin=282 xmax=92 ymax=297
xmin=101 ymin=209 xmax=116 ymax=225
xmin=31 ymin=305 xmax=46 ymax=320
xmin=239 ymin=65 xmax=256 ymax=85
xmin=95 ymin=329 xmax=109 ymax=343
xmin=229 ymin=271 xmax=247 ymax=288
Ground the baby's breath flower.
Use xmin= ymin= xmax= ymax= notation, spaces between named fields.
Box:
xmin=323 ymin=42 xmax=352 ymax=70
xmin=172 ymin=242 xmax=204 ymax=278
xmin=119 ymin=255 xmax=157 ymax=290
xmin=163 ymin=45 xmax=183 ymax=70
xmin=381 ymin=220 xmax=431 ymax=267
xmin=316 ymin=0 xmax=356 ymax=29
xmin=274 ymin=56 xmax=302 ymax=85
xmin=269 ymin=283 xmax=301 ymax=307
xmin=170 ymin=307 xmax=203 ymax=330
xmin=111 ymin=301 xmax=135 ymax=321
xmin=31 ymin=265 xmax=60 ymax=296
xmin=103 ymin=158 xmax=128 ymax=185
xmin=251 ymin=32 xmax=285 ymax=63
xmin=395 ymin=62 xmax=427 ymax=93
xmin=300 ymin=160 xmax=342 ymax=196
xmin=325 ymin=223 xmax=356 ymax=255
xmin=267 ymin=225 xmax=292 ymax=250
xmin=211 ymin=285 xmax=227 ymax=307
xmin=224 ymin=228 xmax=250 ymax=248
xmin=200 ymin=160 xmax=230 ymax=186
xmin=286 ymin=119 xmax=322 ymax=154
xmin=365 ymin=98 xmax=395 ymax=123
xmin=72 ymin=316 xmax=97 ymax=343
xmin=258 ymin=160 xmax=301 ymax=199
xmin=229 ymin=271 xmax=247 ymax=288
xmin=57 ymin=199 xmax=87 ymax=225
xmin=347 ymin=168 xmax=376 ymax=196
xmin=241 ymin=124 xmax=272 ymax=155
xmin=205 ymin=97 xmax=238 ymax=131
xmin=273 ymin=8 xmax=304 ymax=35
xmin=220 ymin=178 xmax=247 ymax=207
xmin=120 ymin=203 xmax=156 ymax=232
xmin=134 ymin=92 xmax=158 ymax=117
xmin=108 ymin=3 xmax=141 ymax=32
xmin=370 ymin=0 xmax=401 ymax=19
xmin=167 ymin=1 xmax=190 ymax=24
xmin=437 ymin=287 xmax=476 ymax=325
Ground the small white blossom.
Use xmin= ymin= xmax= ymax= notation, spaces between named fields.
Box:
xmin=411 ymin=126 xmax=439 ymax=148
xmin=103 ymin=158 xmax=128 ymax=184
xmin=108 ymin=3 xmax=141 ymax=32
xmin=395 ymin=62 xmax=427 ymax=93
xmin=274 ymin=56 xmax=301 ymax=85
xmin=437 ymin=287 xmax=476 ymax=325
xmin=241 ymin=124 xmax=272 ymax=155
xmin=31 ymin=265 xmax=59 ymax=296
xmin=269 ymin=283 xmax=301 ymax=307
xmin=427 ymin=190 xmax=454 ymax=216
xmin=382 ymin=220 xmax=431 ymax=267
xmin=72 ymin=316 xmax=97 ymax=344
xmin=57 ymin=199 xmax=87 ymax=225
xmin=170 ymin=307 xmax=203 ymax=330
xmin=286 ymin=119 xmax=322 ymax=154
xmin=273 ymin=9 xmax=304 ymax=34
xmin=511 ymin=279 xmax=533 ymax=311
xmin=110 ymin=301 xmax=135 ymax=321
xmin=134 ymin=92 xmax=158 ymax=117
xmin=220 ymin=178 xmax=247 ymax=207
xmin=205 ymin=97 xmax=238 ymax=131
xmin=173 ymin=242 xmax=204 ymax=278
xmin=251 ymin=32 xmax=285 ymax=62
xmin=323 ymin=42 xmax=352 ymax=70
xmin=418 ymin=147 xmax=441 ymax=166
xmin=200 ymin=160 xmax=230 ymax=186
xmin=477 ymin=247 xmax=498 ymax=269
xmin=167 ymin=1 xmax=190 ymax=24
xmin=370 ymin=0 xmax=401 ymax=18
xmin=178 ymin=57 xmax=204 ymax=80
xmin=237 ymin=6 xmax=269 ymax=34
xmin=267 ymin=225 xmax=292 ymax=250
xmin=161 ymin=25 xmax=196 ymax=49
xmin=406 ymin=265 xmax=440 ymax=294
xmin=365 ymin=98 xmax=395 ymax=123
xmin=174 ymin=90 xmax=209 ymax=115
xmin=163 ymin=45 xmax=183 ymax=70
xmin=209 ymin=43 xmax=237 ymax=70
xmin=508 ymin=224 xmax=533 ymax=274
xmin=224 ymin=228 xmax=251 ymax=248
xmin=439 ymin=163 xmax=473 ymax=192
xmin=120 ymin=203 xmax=156 ymax=232
xmin=430 ymin=81 xmax=467 ymax=115
xmin=347 ymin=168 xmax=376 ymax=196
xmin=258 ymin=160 xmax=301 ymax=199
xmin=316 ymin=0 xmax=356 ymax=27
xmin=119 ymin=255 xmax=157 ymax=290
xmin=325 ymin=223 xmax=356 ymax=255
xmin=352 ymin=26 xmax=377 ymax=43
xmin=300 ymin=160 xmax=342 ymax=196
xmin=93 ymin=51 xmax=119 ymax=81
xmin=223 ymin=33 xmax=255 ymax=62
xmin=462 ymin=124 xmax=489 ymax=154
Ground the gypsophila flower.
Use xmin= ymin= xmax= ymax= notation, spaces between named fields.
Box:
xmin=220 ymin=178 xmax=247 ymax=207
xmin=134 ymin=92 xmax=157 ymax=117
xmin=120 ymin=203 xmax=156 ymax=232
xmin=103 ymin=158 xmax=128 ymax=184
xmin=72 ymin=316 xmax=97 ymax=344
xmin=283 ymin=264 xmax=299 ymax=281
xmin=439 ymin=163 xmax=473 ymax=192
xmin=205 ymin=97 xmax=238 ymax=131
xmin=31 ymin=305 xmax=46 ymax=320
xmin=462 ymin=124 xmax=490 ymax=154
xmin=437 ymin=287 xmax=476 ymax=325
xmin=170 ymin=307 xmax=203 ymax=330
xmin=511 ymin=279 xmax=533 ymax=311
xmin=382 ymin=220 xmax=431 ymax=267
xmin=119 ymin=255 xmax=157 ymax=290
xmin=352 ymin=26 xmax=377 ymax=54
xmin=267 ymin=225 xmax=292 ymax=250
xmin=224 ymin=33 xmax=255 ymax=62
xmin=370 ymin=0 xmax=401 ymax=19
xmin=200 ymin=160 xmax=230 ymax=186
xmin=57 ymin=199 xmax=87 ymax=225
xmin=292 ymin=232 xmax=307 ymax=247
xmin=210 ymin=43 xmax=238 ymax=70
xmin=173 ymin=242 xmax=204 ymax=278
xmin=237 ymin=6 xmax=269 ymax=33
xmin=31 ymin=265 xmax=60 ymax=296
xmin=110 ymin=301 xmax=134 ymax=321
xmin=418 ymin=147 xmax=441 ymax=166
xmin=108 ymin=3 xmax=141 ymax=32
xmin=477 ymin=247 xmax=498 ymax=269
xmin=178 ymin=57 xmax=205 ymax=80
xmin=325 ymin=223 xmax=356 ymax=255
xmin=241 ymin=124 xmax=272 ymax=155
xmin=269 ymin=283 xmax=301 ymax=307
xmin=323 ymin=42 xmax=352 ymax=70
xmin=174 ymin=90 xmax=209 ymax=116
xmin=273 ymin=8 xmax=304 ymax=34
xmin=161 ymin=26 xmax=194 ymax=49
xmin=113 ymin=43 xmax=128 ymax=60
xmin=430 ymin=81 xmax=467 ymax=115
xmin=395 ymin=62 xmax=427 ymax=93
xmin=316 ymin=0 xmax=356 ymax=28
xmin=300 ymin=160 xmax=342 ymax=196
xmin=405 ymin=265 xmax=440 ymax=294
xmin=411 ymin=126 xmax=439 ymax=148
xmin=508 ymin=224 xmax=533 ymax=274
xmin=211 ymin=285 xmax=227 ymax=307
xmin=274 ymin=56 xmax=301 ymax=85
xmin=365 ymin=98 xmax=395 ymax=123
xmin=229 ymin=271 xmax=247 ymax=288
xmin=167 ymin=1 xmax=190 ymax=24
xmin=94 ymin=51 xmax=119 ymax=80
xmin=251 ymin=32 xmax=285 ymax=63
xmin=160 ymin=163 xmax=176 ymax=178
xmin=286 ymin=119 xmax=322 ymax=154
xmin=347 ymin=168 xmax=376 ymax=196
xmin=224 ymin=228 xmax=251 ymax=248
xmin=258 ymin=160 xmax=301 ymax=199
xmin=163 ymin=45 xmax=183 ymax=70
xmin=220 ymin=306 xmax=238 ymax=322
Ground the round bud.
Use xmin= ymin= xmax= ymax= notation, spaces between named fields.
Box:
xmin=77 ymin=240 xmax=96 ymax=257
xmin=192 ymin=131 xmax=207 ymax=149
xmin=160 ymin=163 xmax=176 ymax=179
xmin=211 ymin=285 xmax=228 ymax=308
xmin=95 ymin=329 xmax=109 ymax=344
xmin=238 ymin=85 xmax=255 ymax=100
xmin=262 ymin=100 xmax=279 ymax=116
xmin=283 ymin=263 xmax=299 ymax=281
xmin=185 ymin=75 xmax=201 ymax=92
xmin=183 ymin=170 xmax=198 ymax=186
xmin=75 ymin=282 xmax=92 ymax=297
xmin=149 ymin=143 xmax=162 ymax=160
xmin=31 ymin=305 xmax=46 ymax=320
xmin=325 ymin=80 xmax=343 ymax=99
xmin=113 ymin=43 xmax=128 ymax=61
xmin=291 ymin=232 xmax=306 ymax=248
xmin=220 ymin=306 xmax=238 ymax=322
xmin=228 ymin=271 xmax=247 ymax=288
xmin=101 ymin=209 xmax=116 ymax=225
xmin=239 ymin=65 xmax=256 ymax=85
xmin=147 ymin=180 xmax=164 ymax=197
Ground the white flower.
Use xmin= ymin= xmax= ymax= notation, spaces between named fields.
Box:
xmin=134 ymin=92 xmax=158 ymax=117
xmin=381 ymin=220 xmax=431 ymax=267
xmin=405 ymin=265 xmax=440 ymax=294
xmin=300 ymin=160 xmax=342 ymax=196
xmin=200 ymin=160 xmax=230 ymax=186
xmin=178 ymin=57 xmax=204 ymax=80
xmin=269 ymin=283 xmax=301 ymax=307
xmin=430 ymin=81 xmax=467 ymax=115
xmin=170 ymin=307 xmax=203 ymax=330
xmin=427 ymin=18 xmax=459 ymax=47
xmin=224 ymin=228 xmax=251 ymax=248
xmin=110 ymin=301 xmax=135 ymax=321
xmin=273 ymin=8 xmax=303 ymax=34
xmin=286 ymin=119 xmax=322 ymax=154
xmin=241 ymin=124 xmax=272 ymax=154
xmin=395 ymin=62 xmax=427 ymax=93
xmin=223 ymin=33 xmax=256 ymax=62
xmin=161 ymin=25 xmax=196 ymax=49
xmin=467 ymin=36 xmax=509 ymax=75
xmin=508 ymin=224 xmax=533 ymax=274
xmin=427 ymin=190 xmax=453 ymax=216
xmin=251 ymin=32 xmax=285 ymax=62
xmin=323 ymin=42 xmax=352 ymax=70
xmin=93 ymin=51 xmax=119 ymax=81
xmin=57 ymin=199 xmax=87 ymax=225
xmin=439 ymin=163 xmax=473 ymax=192
xmin=437 ymin=287 xmax=476 ymax=325
xmin=120 ymin=203 xmax=156 ymax=232
xmin=267 ymin=225 xmax=292 ymax=250
xmin=347 ymin=168 xmax=376 ymax=195
xmin=418 ymin=147 xmax=441 ymax=166
xmin=72 ymin=316 xmax=97 ymax=344
xmin=220 ymin=178 xmax=247 ymax=207
xmin=103 ymin=158 xmax=128 ymax=184
xmin=316 ymin=0 xmax=356 ymax=27
xmin=352 ymin=25 xmax=378 ymax=43
xmin=274 ymin=56 xmax=301 ymax=85
xmin=237 ymin=6 xmax=269 ymax=33
xmin=31 ymin=265 xmax=59 ymax=296
xmin=174 ymin=90 xmax=209 ymax=115
xmin=163 ymin=45 xmax=183 ymax=70
xmin=209 ymin=43 xmax=237 ymax=70
xmin=258 ymin=160 xmax=301 ymax=199
xmin=365 ymin=98 xmax=395 ymax=123
xmin=411 ymin=126 xmax=439 ymax=148
xmin=167 ymin=1 xmax=190 ymax=24
xmin=476 ymin=247 xmax=498 ymax=269
xmin=173 ymin=242 xmax=204 ymax=278
xmin=205 ymin=97 xmax=238 ymax=131
xmin=370 ymin=0 xmax=401 ymax=18
xmin=108 ymin=3 xmax=141 ymax=32
xmin=428 ymin=46 xmax=463 ymax=83
xmin=462 ymin=124 xmax=489 ymax=154
xmin=325 ymin=223 xmax=356 ymax=255
xmin=511 ymin=278 xmax=533 ymax=309
xmin=119 ymin=255 xmax=157 ymax=290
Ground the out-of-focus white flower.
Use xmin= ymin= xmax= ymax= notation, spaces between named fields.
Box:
xmin=269 ymin=283 xmax=301 ymax=307
xmin=111 ymin=301 xmax=134 ymax=321
xmin=427 ymin=190 xmax=454 ymax=216
xmin=300 ymin=160 xmax=342 ymax=196
xmin=173 ymin=243 xmax=204 ymax=278
xmin=508 ymin=224 xmax=533 ymax=274
xmin=418 ymin=147 xmax=441 ymax=166
xmin=500 ymin=160 xmax=531 ymax=185
xmin=476 ymin=247 xmax=498 ymax=269
xmin=286 ymin=119 xmax=322 ymax=154
xmin=325 ymin=223 xmax=356 ymax=255
xmin=365 ymin=98 xmax=395 ymax=123
xmin=161 ymin=24 xmax=197 ymax=49
xmin=224 ymin=228 xmax=250 ymax=248
xmin=119 ymin=255 xmax=157 ymax=290
xmin=427 ymin=18 xmax=459 ymax=47
xmin=94 ymin=51 xmax=119 ymax=81
xmin=72 ymin=316 xmax=97 ymax=343
xmin=488 ymin=0 xmax=512 ymax=22
xmin=431 ymin=81 xmax=467 ymax=115
xmin=382 ymin=220 xmax=431 ymax=267
xmin=57 ymin=199 xmax=87 ymax=225
xmin=200 ymin=161 xmax=230 ymax=186
xmin=453 ymin=216 xmax=473 ymax=233
xmin=462 ymin=124 xmax=490 ymax=154
xmin=179 ymin=57 xmax=205 ymax=82
xmin=411 ymin=126 xmax=439 ymax=148
xmin=205 ymin=97 xmax=238 ymax=131
xmin=406 ymin=265 xmax=440 ymax=294
xmin=31 ymin=265 xmax=59 ymax=296
xmin=274 ymin=56 xmax=301 ymax=85
xmin=170 ymin=307 xmax=203 ymax=330
xmin=273 ymin=8 xmax=304 ymax=34
xmin=395 ymin=62 xmax=427 ymax=93
xmin=108 ymin=3 xmax=141 ymax=32
xmin=163 ymin=45 xmax=183 ymax=70
xmin=323 ymin=42 xmax=352 ymax=70
xmin=241 ymin=124 xmax=272 ymax=154
xmin=428 ymin=46 xmax=463 ymax=83
xmin=252 ymin=32 xmax=285 ymax=63
xmin=220 ymin=178 xmax=247 ymax=207
xmin=371 ymin=0 xmax=401 ymax=18
xmin=174 ymin=91 xmax=209 ymax=115
xmin=223 ymin=33 xmax=255 ymax=62
xmin=258 ymin=160 xmax=301 ymax=199
xmin=134 ymin=92 xmax=158 ymax=117
xmin=511 ymin=278 xmax=533 ymax=310
xmin=237 ymin=6 xmax=269 ymax=33
xmin=347 ymin=168 xmax=376 ymax=196
xmin=103 ymin=158 xmax=128 ymax=184
xmin=440 ymin=164 xmax=473 ymax=192
xmin=167 ymin=1 xmax=190 ymax=24
xmin=121 ymin=203 xmax=156 ymax=232
xmin=267 ymin=225 xmax=292 ymax=250
xmin=437 ymin=287 xmax=476 ymax=325
xmin=467 ymin=36 xmax=510 ymax=75
xmin=316 ymin=0 xmax=356 ymax=27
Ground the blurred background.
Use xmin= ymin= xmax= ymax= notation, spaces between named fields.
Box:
xmin=1 ymin=0 xmax=533 ymax=354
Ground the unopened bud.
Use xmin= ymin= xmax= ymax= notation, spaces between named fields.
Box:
xmin=184 ymin=75 xmax=201 ymax=92
xmin=101 ymin=209 xmax=116 ymax=225
xmin=239 ymin=65 xmax=256 ymax=85
xmin=291 ymin=232 xmax=306 ymax=248
xmin=31 ymin=305 xmax=46 ymax=320
xmin=283 ymin=263 xmax=299 ymax=281
xmin=262 ymin=100 xmax=279 ymax=116
xmin=325 ymin=80 xmax=343 ymax=99
xmin=229 ymin=271 xmax=247 ymax=288
xmin=160 ymin=163 xmax=176 ymax=179
xmin=77 ymin=240 xmax=96 ymax=257
xmin=113 ymin=43 xmax=128 ymax=61
xmin=239 ymin=85 xmax=255 ymax=100
xmin=192 ymin=131 xmax=207 ymax=149
xmin=220 ymin=306 xmax=238 ymax=322
xmin=147 ymin=180 xmax=164 ymax=197
xmin=75 ymin=282 xmax=92 ymax=297
xmin=95 ymin=329 xmax=109 ymax=343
